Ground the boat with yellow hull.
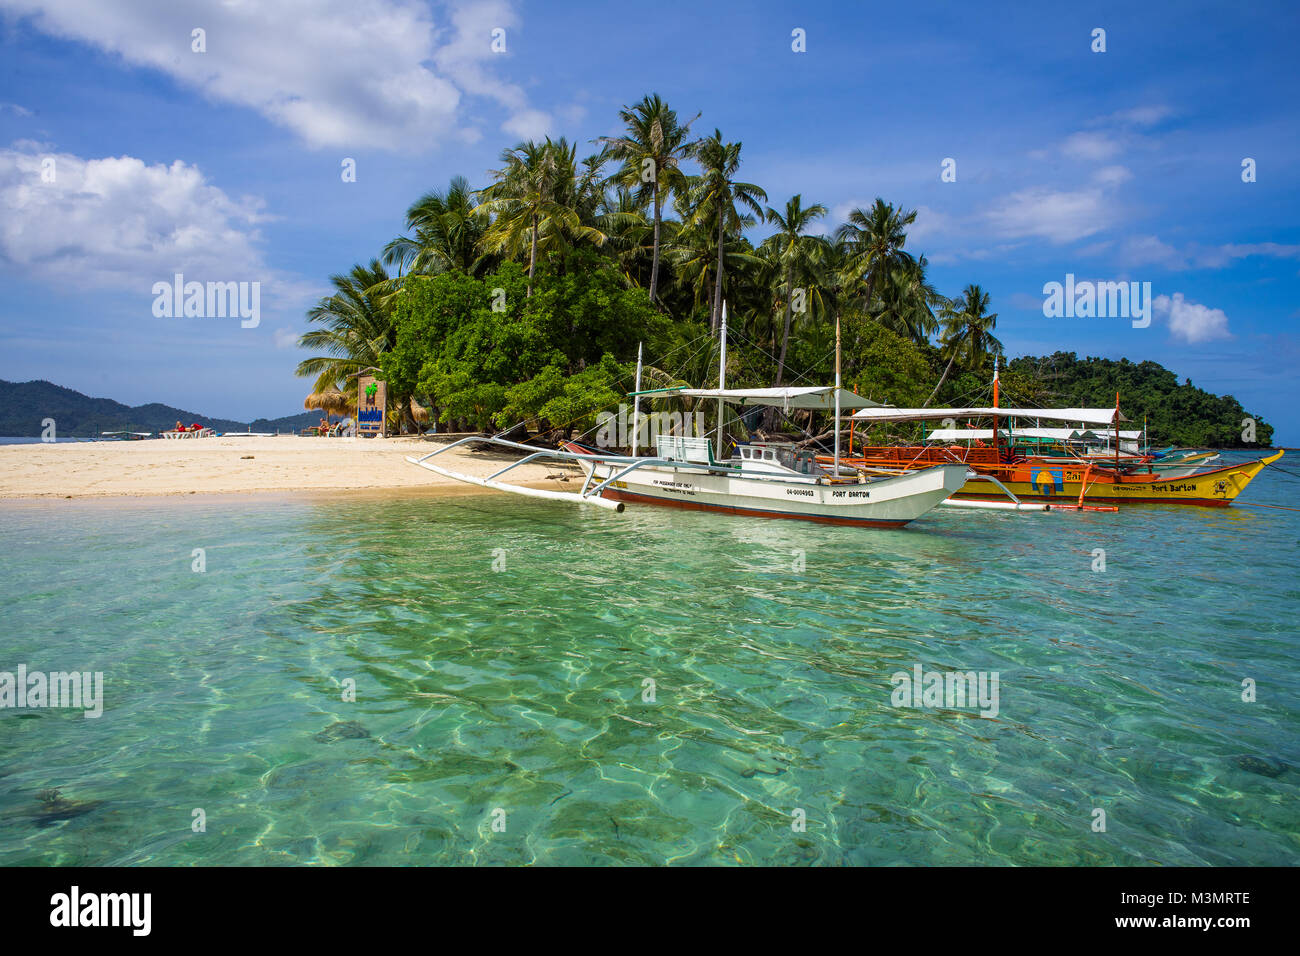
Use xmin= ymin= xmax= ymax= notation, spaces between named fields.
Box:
xmin=950 ymin=450 xmax=1284 ymax=507
xmin=839 ymin=402 xmax=1284 ymax=509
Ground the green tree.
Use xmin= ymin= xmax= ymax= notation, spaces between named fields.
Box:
xmin=873 ymin=254 xmax=942 ymax=345
xmin=598 ymin=94 xmax=700 ymax=305
xmin=835 ymin=199 xmax=917 ymax=317
xmin=383 ymin=175 xmax=487 ymax=278
xmin=477 ymin=139 xmax=607 ymax=297
xmin=387 ymin=253 xmax=662 ymax=434
xmin=924 ymin=284 xmax=1002 ymax=406
xmin=686 ymin=130 xmax=767 ymax=334
xmin=760 ymin=194 xmax=829 ymax=385
xmin=296 ymin=260 xmax=413 ymax=426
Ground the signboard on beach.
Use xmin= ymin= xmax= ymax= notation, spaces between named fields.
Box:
xmin=357 ymin=376 xmax=386 ymax=437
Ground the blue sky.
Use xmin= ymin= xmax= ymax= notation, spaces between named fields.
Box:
xmin=0 ymin=0 xmax=1296 ymax=439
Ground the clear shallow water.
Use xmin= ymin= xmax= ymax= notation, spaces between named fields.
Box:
xmin=1 ymin=453 xmax=1297 ymax=866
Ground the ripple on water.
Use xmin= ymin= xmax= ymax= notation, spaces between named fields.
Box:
xmin=0 ymin=463 xmax=1297 ymax=865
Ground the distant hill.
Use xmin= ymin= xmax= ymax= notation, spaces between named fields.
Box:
xmin=1005 ymin=353 xmax=1274 ymax=448
xmin=0 ymin=380 xmax=323 ymax=437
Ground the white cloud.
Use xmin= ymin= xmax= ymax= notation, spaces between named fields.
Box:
xmin=432 ymin=0 xmax=553 ymax=140
xmin=1062 ymin=131 xmax=1120 ymax=161
xmin=1118 ymin=236 xmax=1300 ymax=271
xmin=1 ymin=103 xmax=33 ymax=117
xmin=829 ymin=199 xmax=868 ymax=225
xmin=501 ymin=109 xmax=552 ymax=141
xmin=1091 ymin=165 xmax=1131 ymax=186
xmin=903 ymin=204 xmax=954 ymax=244
xmin=1052 ymin=106 xmax=1169 ymax=164
xmin=1153 ymin=293 xmax=1231 ymax=344
xmin=0 ymin=143 xmax=264 ymax=285
xmin=1074 ymin=239 xmax=1116 ymax=258
xmin=273 ymin=327 xmax=299 ymax=349
xmin=1120 ymin=235 xmax=1188 ymax=270
xmin=1106 ymin=105 xmax=1171 ymax=127
xmin=0 ymin=143 xmax=316 ymax=310
xmin=983 ymin=185 xmax=1116 ymax=244
xmin=559 ymin=103 xmax=588 ymax=127
xmin=0 ymin=0 xmax=546 ymax=150
xmin=1195 ymin=242 xmax=1300 ymax=268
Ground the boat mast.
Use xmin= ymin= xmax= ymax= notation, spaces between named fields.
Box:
xmin=715 ymin=302 xmax=727 ymax=461
xmin=1114 ymin=391 xmax=1121 ymax=469
xmin=992 ymin=355 xmax=1002 ymax=461
xmin=631 ymin=341 xmax=642 ymax=456
xmin=833 ymin=312 xmax=841 ymax=476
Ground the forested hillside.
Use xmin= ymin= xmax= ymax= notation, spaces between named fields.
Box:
xmin=0 ymin=380 xmax=321 ymax=437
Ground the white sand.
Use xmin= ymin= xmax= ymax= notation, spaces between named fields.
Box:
xmin=0 ymin=435 xmax=576 ymax=499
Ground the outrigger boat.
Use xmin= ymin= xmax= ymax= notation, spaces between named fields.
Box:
xmin=97 ymin=430 xmax=153 ymax=441
xmin=407 ymin=309 xmax=969 ymax=527
xmin=838 ymin=403 xmax=1282 ymax=508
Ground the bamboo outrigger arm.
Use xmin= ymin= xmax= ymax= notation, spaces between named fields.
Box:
xmin=406 ymin=436 xmax=739 ymax=512
xmin=940 ymin=472 xmax=1050 ymax=512
xmin=407 ymin=436 xmax=625 ymax=510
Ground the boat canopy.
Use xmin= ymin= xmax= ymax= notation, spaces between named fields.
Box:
xmin=924 ymin=427 xmax=1143 ymax=442
xmin=633 ymin=386 xmax=881 ymax=411
xmin=851 ymin=406 xmax=1130 ymax=425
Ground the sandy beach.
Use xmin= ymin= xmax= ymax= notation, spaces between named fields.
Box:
xmin=0 ymin=435 xmax=571 ymax=499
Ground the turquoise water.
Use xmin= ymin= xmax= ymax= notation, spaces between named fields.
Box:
xmin=1 ymin=452 xmax=1297 ymax=865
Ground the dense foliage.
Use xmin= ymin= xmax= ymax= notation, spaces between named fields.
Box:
xmin=380 ymin=253 xmax=670 ymax=434
xmin=295 ymin=92 xmax=1274 ymax=448
xmin=1006 ymin=353 xmax=1273 ymax=447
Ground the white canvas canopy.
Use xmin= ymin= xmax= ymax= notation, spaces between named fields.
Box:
xmin=851 ymin=405 xmax=1129 ymax=425
xmin=924 ymin=427 xmax=1143 ymax=442
xmin=646 ymin=386 xmax=881 ymax=411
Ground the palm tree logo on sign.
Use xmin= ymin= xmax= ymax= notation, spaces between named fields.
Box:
xmin=358 ymin=377 xmax=386 ymax=437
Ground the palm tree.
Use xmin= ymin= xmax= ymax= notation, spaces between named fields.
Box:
xmin=296 ymin=261 xmax=394 ymax=391
xmin=686 ymin=130 xmax=767 ymax=334
xmin=598 ymin=94 xmax=700 ymax=305
xmin=476 ymin=138 xmax=606 ymax=296
xmin=923 ymin=283 xmax=1003 ymax=407
xmin=873 ymin=254 xmax=941 ymax=345
xmin=834 ymin=199 xmax=917 ymax=315
xmin=760 ymin=195 xmax=829 ymax=385
xmin=295 ymin=259 xmax=419 ymax=431
xmin=669 ymin=196 xmax=765 ymax=325
xmin=596 ymin=185 xmax=656 ymax=287
xmin=383 ymin=175 xmax=486 ymax=278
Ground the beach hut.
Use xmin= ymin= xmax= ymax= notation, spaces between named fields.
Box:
xmin=304 ymin=388 xmax=352 ymax=435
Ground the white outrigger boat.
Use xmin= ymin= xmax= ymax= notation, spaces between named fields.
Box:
xmin=407 ymin=308 xmax=968 ymax=528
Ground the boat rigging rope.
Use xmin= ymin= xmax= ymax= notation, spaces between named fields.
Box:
xmin=1263 ymin=464 xmax=1300 ymax=482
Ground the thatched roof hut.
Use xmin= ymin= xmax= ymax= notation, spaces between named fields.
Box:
xmin=304 ymin=388 xmax=352 ymax=417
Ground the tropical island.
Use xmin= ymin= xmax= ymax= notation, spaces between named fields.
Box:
xmin=295 ymin=93 xmax=1272 ymax=451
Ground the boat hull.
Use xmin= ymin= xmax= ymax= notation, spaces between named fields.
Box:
xmin=834 ymin=448 xmax=1282 ymax=506
xmin=952 ymin=452 xmax=1281 ymax=506
xmin=582 ymin=457 xmax=967 ymax=527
